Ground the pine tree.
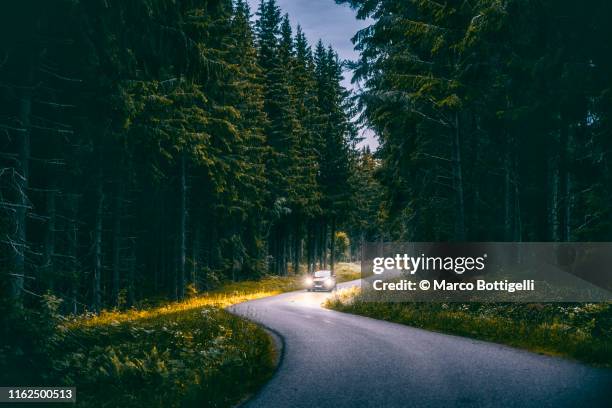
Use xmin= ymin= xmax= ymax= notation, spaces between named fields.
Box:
xmin=256 ymin=0 xmax=299 ymax=274
xmin=292 ymin=26 xmax=323 ymax=273
xmin=0 ymin=0 xmax=365 ymax=311
xmin=340 ymin=0 xmax=612 ymax=242
xmin=314 ymin=41 xmax=355 ymax=271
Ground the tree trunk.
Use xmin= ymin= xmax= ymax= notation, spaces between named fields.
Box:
xmin=319 ymin=221 xmax=327 ymax=269
xmin=292 ymin=218 xmax=300 ymax=274
xmin=305 ymin=223 xmax=311 ymax=273
xmin=330 ymin=217 xmax=336 ymax=273
xmin=504 ymin=147 xmax=513 ymax=241
xmin=177 ymin=151 xmax=187 ymax=299
xmin=514 ymin=181 xmax=522 ymax=242
xmin=112 ymin=186 xmax=122 ymax=307
xmin=156 ymin=192 xmax=165 ymax=293
xmin=43 ymin=186 xmax=56 ymax=289
xmin=548 ymin=145 xmax=560 ymax=241
xmin=452 ymin=113 xmax=466 ymax=241
xmin=270 ymin=226 xmax=278 ymax=275
xmin=563 ymin=174 xmax=572 ymax=242
xmin=559 ymin=122 xmax=572 ymax=242
xmin=314 ymin=223 xmax=319 ymax=269
xmin=281 ymin=225 xmax=288 ymax=275
xmin=128 ymin=239 xmax=135 ymax=306
xmin=191 ymin=208 xmax=200 ymax=288
xmin=360 ymin=231 xmax=365 ymax=266
xmin=93 ymin=179 xmax=104 ymax=312
xmin=471 ymin=113 xmax=482 ymax=236
xmin=230 ymin=223 xmax=240 ymax=282
xmin=12 ymin=86 xmax=32 ymax=301
xmin=67 ymin=194 xmax=79 ymax=315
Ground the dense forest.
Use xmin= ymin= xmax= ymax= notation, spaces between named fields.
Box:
xmin=340 ymin=0 xmax=612 ymax=242
xmin=1 ymin=0 xmax=611 ymax=405
xmin=0 ymin=0 xmax=381 ymax=313
xmin=1 ymin=0 xmax=611 ymax=313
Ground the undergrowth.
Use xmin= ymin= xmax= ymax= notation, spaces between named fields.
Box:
xmin=2 ymin=265 xmax=361 ymax=407
xmin=2 ymin=276 xmax=303 ymax=407
xmin=326 ymin=288 xmax=612 ymax=366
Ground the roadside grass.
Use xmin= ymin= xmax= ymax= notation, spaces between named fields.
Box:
xmin=77 ymin=276 xmax=303 ymax=328
xmin=334 ymin=262 xmax=362 ymax=283
xmin=326 ymin=288 xmax=612 ymax=367
xmin=289 ymin=261 xmax=362 ymax=283
xmin=49 ymin=276 xmax=305 ymax=408
xmin=1 ymin=267 xmax=361 ymax=407
xmin=48 ymin=266 xmax=360 ymax=408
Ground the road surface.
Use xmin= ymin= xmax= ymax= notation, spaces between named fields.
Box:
xmin=229 ymin=280 xmax=612 ymax=408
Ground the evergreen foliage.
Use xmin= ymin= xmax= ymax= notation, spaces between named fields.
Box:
xmin=339 ymin=0 xmax=612 ymax=242
xmin=0 ymin=0 xmax=356 ymax=310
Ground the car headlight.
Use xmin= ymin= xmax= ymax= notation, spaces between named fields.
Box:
xmin=324 ymin=278 xmax=334 ymax=287
xmin=305 ymin=277 xmax=314 ymax=286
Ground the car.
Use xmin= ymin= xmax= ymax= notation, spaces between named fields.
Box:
xmin=304 ymin=270 xmax=337 ymax=292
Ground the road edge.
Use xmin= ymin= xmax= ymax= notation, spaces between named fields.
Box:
xmin=232 ymin=318 xmax=286 ymax=408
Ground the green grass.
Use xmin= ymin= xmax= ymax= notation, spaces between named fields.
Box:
xmin=44 ymin=276 xmax=307 ymax=408
xmin=58 ymin=308 xmax=273 ymax=407
xmin=326 ymin=288 xmax=612 ymax=366
xmin=1 ymin=266 xmax=361 ymax=407
xmin=46 ymin=265 xmax=361 ymax=408
xmin=287 ymin=261 xmax=361 ymax=282
xmin=333 ymin=262 xmax=362 ymax=283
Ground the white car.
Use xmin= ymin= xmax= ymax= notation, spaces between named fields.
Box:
xmin=304 ymin=270 xmax=337 ymax=292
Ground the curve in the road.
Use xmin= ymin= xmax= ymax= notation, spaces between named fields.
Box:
xmin=230 ymin=280 xmax=612 ymax=408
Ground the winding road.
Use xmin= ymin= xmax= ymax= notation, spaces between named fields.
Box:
xmin=230 ymin=279 xmax=612 ymax=408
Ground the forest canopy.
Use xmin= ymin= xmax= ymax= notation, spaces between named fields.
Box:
xmin=0 ymin=0 xmax=377 ymax=312
xmin=339 ymin=0 xmax=612 ymax=243
xmin=2 ymin=1 xmax=610 ymax=404
xmin=2 ymin=0 xmax=610 ymax=314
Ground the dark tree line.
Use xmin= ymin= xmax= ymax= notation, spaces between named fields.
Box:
xmin=0 ymin=0 xmax=362 ymax=312
xmin=340 ymin=0 xmax=612 ymax=242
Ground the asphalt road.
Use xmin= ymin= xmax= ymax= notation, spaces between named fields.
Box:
xmin=229 ymin=280 xmax=612 ymax=408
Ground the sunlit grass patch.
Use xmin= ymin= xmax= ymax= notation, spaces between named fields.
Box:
xmin=74 ymin=276 xmax=302 ymax=329
xmin=328 ymin=286 xmax=361 ymax=305
xmin=52 ymin=276 xmax=302 ymax=408
xmin=326 ymin=289 xmax=612 ymax=366
xmin=72 ymin=268 xmax=359 ymax=330
xmin=59 ymin=309 xmax=274 ymax=407
xmin=23 ymin=269 xmax=357 ymax=407
xmin=334 ymin=262 xmax=362 ymax=282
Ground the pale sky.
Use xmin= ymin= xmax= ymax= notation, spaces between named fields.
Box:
xmin=246 ymin=0 xmax=378 ymax=150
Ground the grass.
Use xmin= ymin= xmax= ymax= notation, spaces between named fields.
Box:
xmin=47 ymin=265 xmax=360 ymax=408
xmin=333 ymin=262 xmax=362 ymax=283
xmin=47 ymin=276 xmax=306 ymax=408
xmin=76 ymin=276 xmax=303 ymax=329
xmin=326 ymin=288 xmax=612 ymax=367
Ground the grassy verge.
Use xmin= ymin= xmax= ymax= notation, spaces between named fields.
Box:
xmin=326 ymin=288 xmax=612 ymax=366
xmin=2 ymin=266 xmax=360 ymax=407
xmin=45 ymin=265 xmax=360 ymax=407
xmin=47 ymin=276 xmax=304 ymax=408
xmin=333 ymin=262 xmax=362 ymax=283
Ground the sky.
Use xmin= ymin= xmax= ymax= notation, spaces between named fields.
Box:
xmin=246 ymin=0 xmax=378 ymax=150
